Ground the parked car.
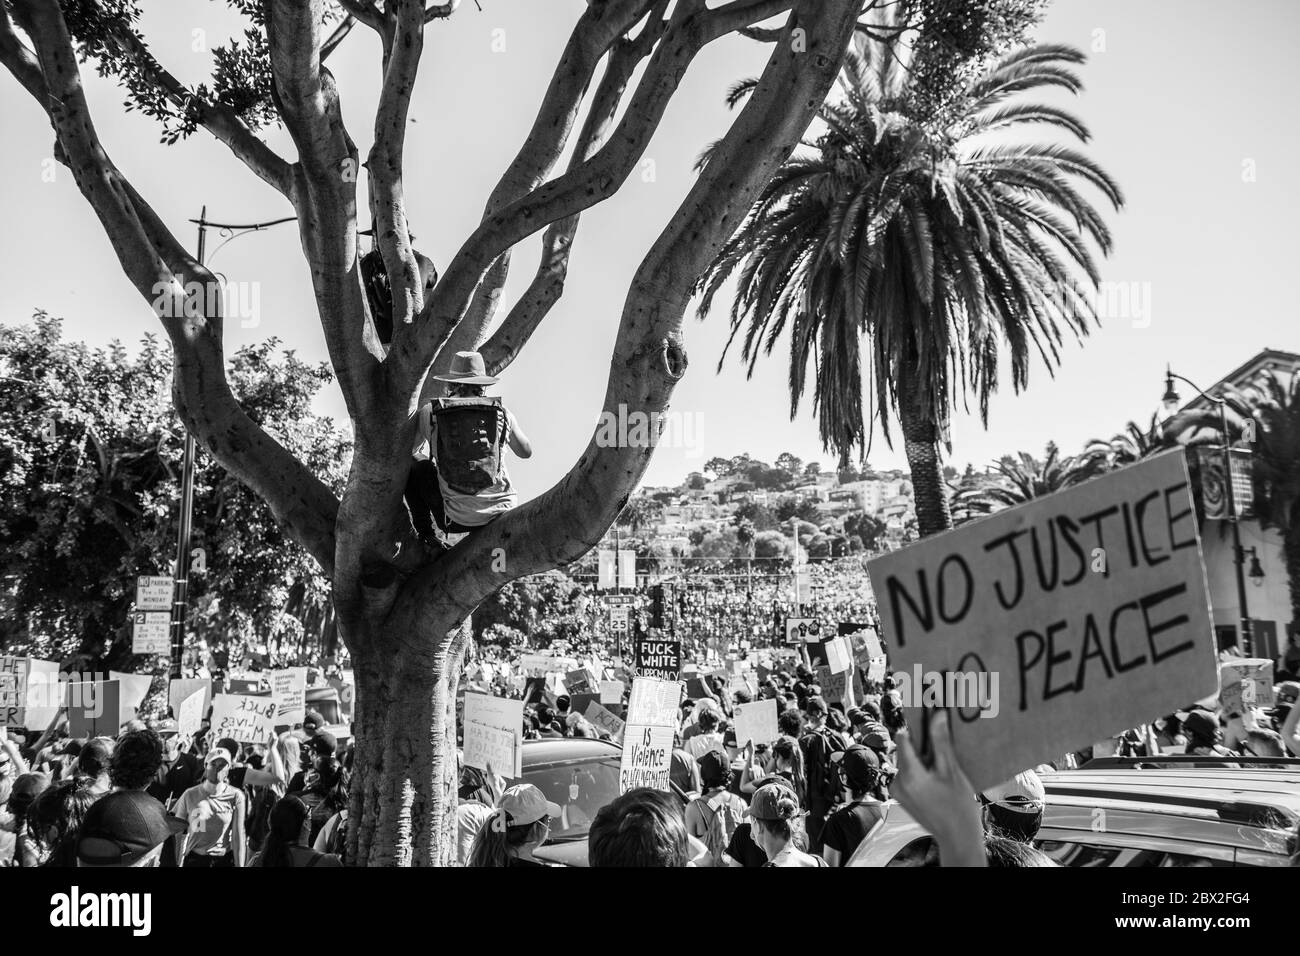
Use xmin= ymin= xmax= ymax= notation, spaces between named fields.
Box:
xmin=848 ymin=757 xmax=1300 ymax=867
xmin=511 ymin=737 xmax=623 ymax=868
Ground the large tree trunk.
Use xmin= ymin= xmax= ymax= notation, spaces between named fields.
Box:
xmin=898 ymin=358 xmax=952 ymax=538
xmin=343 ymin=610 xmax=469 ymax=866
xmin=1284 ymin=507 xmax=1300 ymax=639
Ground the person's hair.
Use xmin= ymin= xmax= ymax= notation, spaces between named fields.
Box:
xmin=880 ymin=694 xmax=906 ymax=733
xmin=270 ymin=733 xmax=301 ymax=790
xmin=76 ymin=738 xmax=113 ymax=779
xmin=308 ymin=757 xmax=350 ymax=815
xmin=259 ymin=796 xmax=310 ymax=867
xmin=777 ymin=708 xmax=802 ymax=738
xmin=29 ymin=778 xmax=97 ymax=866
xmin=826 ymin=708 xmax=850 ymax=734
xmin=859 ymin=698 xmax=882 ymax=721
xmin=467 ymin=815 xmax=549 ymax=867
xmin=449 ymin=383 xmax=487 ymax=397
xmin=985 ymin=833 xmax=1056 ymax=867
xmin=697 ymin=710 xmax=719 ymax=733
xmin=588 ymin=788 xmax=689 ymax=867
xmin=109 ymin=729 xmax=165 ymax=790
xmin=752 ymin=792 xmax=801 ymax=843
xmin=700 ymin=757 xmax=732 ymax=792
xmin=772 ymin=735 xmax=806 ymax=804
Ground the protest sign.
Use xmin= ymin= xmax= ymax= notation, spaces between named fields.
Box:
xmin=1219 ymin=658 xmax=1274 ymax=710
xmin=23 ymin=659 xmax=60 ymax=732
xmin=270 ymin=667 xmax=308 ymax=726
xmin=177 ymin=689 xmax=205 ymax=740
xmin=110 ymin=671 xmax=154 ymax=725
xmin=227 ymin=677 xmax=263 ymax=696
xmin=67 ymin=680 xmax=120 ymax=738
xmin=520 ymin=653 xmax=557 ymax=677
xmin=685 ymin=677 xmax=712 ymax=701
xmin=784 ymin=618 xmax=819 ymax=643
xmin=733 ymin=699 xmax=778 ymax=747
xmin=599 ymin=680 xmax=625 ymax=705
xmin=815 ymin=666 xmax=848 ymax=705
xmin=566 ymin=668 xmax=597 ymax=695
xmin=569 ymin=693 xmax=598 ymax=720
xmin=209 ymin=693 xmax=278 ymax=743
xmin=0 ymin=656 xmax=28 ymax=727
xmin=634 ymin=636 xmax=681 ymax=680
xmin=584 ymin=701 xmax=626 ymax=742
xmin=619 ymin=677 xmax=683 ymax=793
xmin=169 ymin=678 xmax=211 ymax=723
xmin=463 ymin=693 xmax=523 ymax=777
xmin=866 ymin=450 xmax=1218 ymax=791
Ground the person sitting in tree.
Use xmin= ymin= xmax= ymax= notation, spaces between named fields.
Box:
xmin=406 ymin=350 xmax=532 ymax=546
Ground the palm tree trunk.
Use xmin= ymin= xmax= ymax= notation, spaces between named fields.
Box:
xmin=1284 ymin=508 xmax=1300 ymax=637
xmin=898 ymin=364 xmax=952 ymax=538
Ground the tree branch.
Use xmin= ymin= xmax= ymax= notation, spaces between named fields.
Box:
xmin=366 ymin=0 xmax=425 ymax=336
xmin=5 ymin=0 xmax=339 ymax=572
xmin=266 ymin=0 xmax=383 ymax=425
xmin=419 ymin=0 xmax=661 ymax=385
xmin=337 ymin=0 xmax=386 ymax=34
xmin=416 ymin=0 xmax=860 ymax=618
xmin=480 ymin=8 xmax=670 ymax=376
xmin=392 ymin=0 xmax=744 ymax=403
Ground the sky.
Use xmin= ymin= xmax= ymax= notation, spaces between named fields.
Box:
xmin=1 ymin=0 xmax=1297 ymax=503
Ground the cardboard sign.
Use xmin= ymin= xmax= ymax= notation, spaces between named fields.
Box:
xmin=866 ymin=451 xmax=1218 ymax=791
xmin=620 ymin=678 xmax=682 ymax=793
xmin=584 ymin=701 xmax=626 ymax=742
xmin=599 ymin=680 xmax=625 ymax=705
xmin=177 ymin=689 xmax=205 ymax=740
xmin=168 ymin=678 xmax=211 ymax=722
xmin=850 ymin=627 xmax=884 ymax=663
xmin=110 ymin=671 xmax=154 ymax=725
xmin=464 ymin=693 xmax=523 ymax=777
xmin=209 ymin=693 xmax=277 ymax=743
xmin=815 ymin=666 xmax=848 ymax=705
xmin=0 ymin=656 xmax=28 ymax=727
xmin=270 ymin=667 xmax=308 ymax=725
xmin=23 ymin=659 xmax=60 ymax=732
xmin=733 ymin=699 xmax=778 ymax=747
xmin=566 ymin=668 xmax=598 ymax=696
xmin=784 ymin=617 xmax=820 ymax=643
xmin=1219 ymin=658 xmax=1274 ymax=710
xmin=569 ymin=693 xmax=598 ymax=720
xmin=635 ymin=637 xmax=681 ymax=680
xmin=685 ymin=677 xmax=712 ymax=701
xmin=66 ymin=680 xmax=120 ymax=738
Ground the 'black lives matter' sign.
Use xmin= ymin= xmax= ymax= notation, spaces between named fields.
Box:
xmin=635 ymin=638 xmax=682 ymax=680
xmin=867 ymin=450 xmax=1218 ymax=791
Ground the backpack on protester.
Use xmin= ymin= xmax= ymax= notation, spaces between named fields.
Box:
xmin=802 ymin=727 xmax=849 ymax=809
xmin=429 ymin=396 xmax=509 ymax=494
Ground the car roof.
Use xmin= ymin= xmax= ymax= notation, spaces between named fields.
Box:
xmin=1039 ymin=768 xmax=1300 ymax=831
xmin=521 ymin=737 xmax=621 ymax=768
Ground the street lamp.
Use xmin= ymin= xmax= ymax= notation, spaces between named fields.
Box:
xmin=1241 ymin=546 xmax=1266 ymax=587
xmin=168 ymin=207 xmax=296 ymax=679
xmin=1161 ymin=364 xmax=1253 ymax=655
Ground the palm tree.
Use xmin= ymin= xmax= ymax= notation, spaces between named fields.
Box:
xmin=1081 ymin=409 xmax=1221 ymax=474
xmin=952 ymin=442 xmax=1099 ymax=521
xmin=696 ymin=35 xmax=1122 ymax=537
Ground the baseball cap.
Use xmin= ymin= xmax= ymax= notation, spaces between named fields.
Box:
xmin=204 ymin=747 xmax=234 ymax=767
xmin=305 ymin=731 xmax=338 ymax=757
xmin=805 ymin=696 xmax=828 ymax=716
xmin=697 ymin=750 xmax=731 ymax=787
xmin=151 ymin=718 xmax=179 ymax=737
xmin=77 ymin=790 xmax=186 ymax=865
xmin=981 ymin=770 xmax=1045 ymax=812
xmin=1274 ymin=681 xmax=1299 ymax=707
xmin=749 ymin=780 xmax=801 ymax=823
xmin=494 ymin=784 xmax=561 ymax=829
xmin=303 ymin=709 xmax=325 ymax=729
xmin=76 ymin=737 xmax=114 ymax=777
xmin=846 ymin=707 xmax=868 ymax=727
xmin=832 ymin=744 xmax=892 ymax=791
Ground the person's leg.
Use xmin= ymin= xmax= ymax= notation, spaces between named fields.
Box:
xmin=404 ymin=458 xmax=448 ymax=536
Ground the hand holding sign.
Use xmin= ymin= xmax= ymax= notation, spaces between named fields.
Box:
xmin=893 ymin=712 xmax=986 ymax=868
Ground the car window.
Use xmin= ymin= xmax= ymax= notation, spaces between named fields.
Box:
xmin=886 ymin=837 xmax=939 ymax=867
xmin=1037 ymin=840 xmax=1234 ymax=867
xmin=521 ymin=759 xmax=622 ymax=842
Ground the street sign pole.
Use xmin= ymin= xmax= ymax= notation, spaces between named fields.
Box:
xmin=170 ymin=210 xmax=204 ymax=680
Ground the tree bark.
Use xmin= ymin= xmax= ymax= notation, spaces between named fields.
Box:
xmin=898 ymin=356 xmax=952 ymax=538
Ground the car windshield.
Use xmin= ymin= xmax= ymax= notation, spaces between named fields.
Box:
xmin=520 ymin=758 xmax=622 ymax=842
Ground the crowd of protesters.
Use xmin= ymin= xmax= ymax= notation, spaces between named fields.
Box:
xmin=3 ymin=609 xmax=1299 ymax=868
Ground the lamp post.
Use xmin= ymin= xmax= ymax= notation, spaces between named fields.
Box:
xmin=1162 ymin=365 xmax=1253 ymax=655
xmin=169 ymin=207 xmax=295 ymax=679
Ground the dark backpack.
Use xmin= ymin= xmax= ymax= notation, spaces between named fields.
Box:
xmin=801 ymin=727 xmax=848 ymax=808
xmin=430 ymin=397 xmax=508 ymax=495
xmin=359 ymin=246 xmax=439 ymax=345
